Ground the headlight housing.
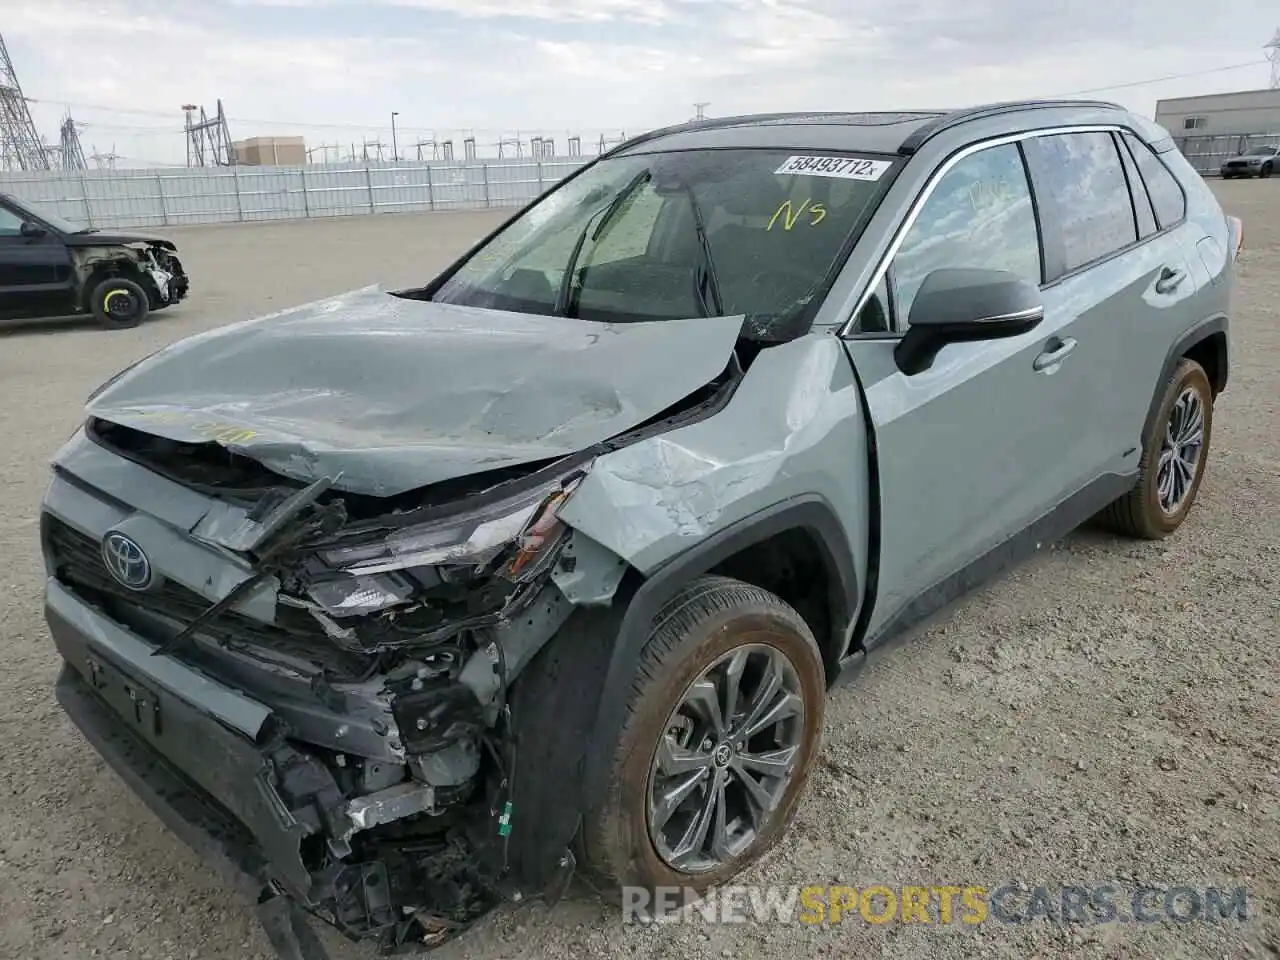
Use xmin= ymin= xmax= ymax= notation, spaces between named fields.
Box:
xmin=305 ymin=472 xmax=584 ymax=617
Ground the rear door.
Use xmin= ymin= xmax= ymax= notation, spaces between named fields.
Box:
xmin=841 ymin=138 xmax=1098 ymax=635
xmin=1021 ymin=130 xmax=1198 ymax=483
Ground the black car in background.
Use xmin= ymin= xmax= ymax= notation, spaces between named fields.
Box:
xmin=0 ymin=192 xmax=188 ymax=328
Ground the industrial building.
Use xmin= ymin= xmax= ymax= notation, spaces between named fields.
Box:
xmin=1154 ymin=87 xmax=1280 ymax=135
xmin=232 ymin=135 xmax=306 ymax=166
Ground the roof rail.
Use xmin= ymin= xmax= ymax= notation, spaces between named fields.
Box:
xmin=598 ymin=113 xmax=843 ymax=159
xmin=897 ymin=99 xmax=1128 ymax=155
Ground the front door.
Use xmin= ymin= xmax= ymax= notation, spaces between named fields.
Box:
xmin=0 ymin=200 xmax=74 ymax=318
xmin=841 ymin=139 xmax=1100 ymax=640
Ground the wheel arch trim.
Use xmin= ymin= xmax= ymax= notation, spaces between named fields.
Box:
xmin=1142 ymin=314 xmax=1228 ymax=444
xmin=582 ymin=494 xmax=858 ymax=807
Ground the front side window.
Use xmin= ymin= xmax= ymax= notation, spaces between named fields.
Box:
xmin=2 ymin=197 xmax=81 ymax=234
xmin=889 ymin=142 xmax=1042 ymax=326
xmin=0 ymin=206 xmax=24 ymax=236
xmin=1022 ymin=132 xmax=1137 ymax=275
xmin=1122 ymin=133 xmax=1186 ymax=229
xmin=430 ymin=148 xmax=895 ymax=340
xmin=1244 ymin=145 xmax=1278 ymax=156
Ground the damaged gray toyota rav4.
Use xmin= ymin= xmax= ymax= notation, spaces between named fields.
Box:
xmin=43 ymin=100 xmax=1236 ymax=956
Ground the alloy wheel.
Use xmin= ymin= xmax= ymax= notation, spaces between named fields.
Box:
xmin=646 ymin=643 xmax=806 ymax=874
xmin=1157 ymin=386 xmax=1205 ymax=515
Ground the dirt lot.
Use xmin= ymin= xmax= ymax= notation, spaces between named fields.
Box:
xmin=0 ymin=185 xmax=1276 ymax=960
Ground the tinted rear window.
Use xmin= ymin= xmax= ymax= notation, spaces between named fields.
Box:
xmin=1123 ymin=133 xmax=1186 ymax=229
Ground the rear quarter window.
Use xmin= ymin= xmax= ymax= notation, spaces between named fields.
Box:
xmin=1122 ymin=133 xmax=1187 ymax=229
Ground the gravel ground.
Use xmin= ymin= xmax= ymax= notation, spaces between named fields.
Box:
xmin=0 ymin=186 xmax=1276 ymax=960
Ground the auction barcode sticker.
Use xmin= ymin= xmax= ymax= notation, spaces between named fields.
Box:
xmin=774 ymin=155 xmax=892 ymax=180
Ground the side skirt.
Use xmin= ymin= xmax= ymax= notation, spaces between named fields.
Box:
xmin=833 ymin=469 xmax=1137 ymax=685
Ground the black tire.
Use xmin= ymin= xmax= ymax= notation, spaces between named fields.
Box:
xmin=89 ymin=276 xmax=149 ymax=329
xmin=1100 ymin=359 xmax=1213 ymax=539
xmin=579 ymin=575 xmax=825 ymax=908
xmin=1262 ymin=162 xmax=1274 ymax=179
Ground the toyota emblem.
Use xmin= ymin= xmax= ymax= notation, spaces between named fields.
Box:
xmin=101 ymin=532 xmax=153 ymax=591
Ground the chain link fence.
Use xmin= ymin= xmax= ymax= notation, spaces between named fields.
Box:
xmin=0 ymin=157 xmax=591 ymax=231
xmin=1172 ymin=132 xmax=1280 ymax=176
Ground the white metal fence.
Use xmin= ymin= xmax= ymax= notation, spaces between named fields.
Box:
xmin=0 ymin=158 xmax=590 ymax=230
xmin=8 ymin=131 xmax=1269 ymax=232
xmin=1173 ymin=132 xmax=1280 ymax=175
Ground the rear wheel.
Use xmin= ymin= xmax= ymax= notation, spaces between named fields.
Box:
xmin=89 ymin=277 xmax=149 ymax=329
xmin=1101 ymin=359 xmax=1213 ymax=539
xmin=580 ymin=575 xmax=825 ymax=909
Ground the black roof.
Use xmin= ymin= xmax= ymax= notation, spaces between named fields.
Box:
xmin=610 ymin=99 xmax=1128 ymax=159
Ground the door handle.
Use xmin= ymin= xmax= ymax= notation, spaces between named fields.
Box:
xmin=1033 ymin=336 xmax=1077 ymax=372
xmin=1155 ymin=266 xmax=1187 ymax=295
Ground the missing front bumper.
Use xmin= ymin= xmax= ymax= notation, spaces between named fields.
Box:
xmin=49 ymin=584 xmax=505 ymax=955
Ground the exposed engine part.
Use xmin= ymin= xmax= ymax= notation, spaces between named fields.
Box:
xmin=409 ymin=740 xmax=481 ymax=787
xmin=340 ymin=781 xmax=437 ymax=847
xmin=360 ymin=757 xmax=405 ymax=794
xmin=392 ymin=680 xmax=488 ymax=755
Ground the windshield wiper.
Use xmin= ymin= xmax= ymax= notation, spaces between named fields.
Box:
xmin=682 ymin=185 xmax=725 ymax=317
xmin=554 ymin=168 xmax=651 ymax=316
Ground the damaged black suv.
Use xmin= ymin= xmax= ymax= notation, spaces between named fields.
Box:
xmin=42 ymin=101 xmax=1233 ymax=958
xmin=0 ymin=192 xmax=188 ymax=328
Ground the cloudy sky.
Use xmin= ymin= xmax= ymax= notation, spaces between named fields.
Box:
xmin=5 ymin=0 xmax=1277 ymax=166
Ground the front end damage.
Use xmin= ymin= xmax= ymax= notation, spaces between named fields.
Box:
xmin=71 ymin=241 xmax=190 ymax=310
xmin=43 ymin=297 xmax=748 ymax=954
xmin=41 ymin=408 xmax=692 ymax=954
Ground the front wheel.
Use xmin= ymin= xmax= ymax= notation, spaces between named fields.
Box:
xmin=89 ymin=277 xmax=150 ymax=329
xmin=579 ymin=576 xmax=825 ymax=908
xmin=1100 ymin=358 xmax=1213 ymax=539
xmin=1262 ymin=162 xmax=1274 ymax=179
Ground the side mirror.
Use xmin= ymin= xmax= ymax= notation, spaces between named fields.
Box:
xmin=894 ymin=267 xmax=1044 ymax=375
xmin=19 ymin=221 xmax=45 ymax=239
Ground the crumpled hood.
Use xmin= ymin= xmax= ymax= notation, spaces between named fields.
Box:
xmin=87 ymin=285 xmax=745 ymax=497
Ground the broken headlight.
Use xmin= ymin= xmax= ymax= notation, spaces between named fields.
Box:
xmin=308 ymin=473 xmax=584 ymax=615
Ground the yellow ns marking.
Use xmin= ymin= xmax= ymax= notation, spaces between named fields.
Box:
xmin=768 ymin=199 xmax=826 ymax=230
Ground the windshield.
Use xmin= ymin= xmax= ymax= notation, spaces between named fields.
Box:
xmin=430 ymin=147 xmax=895 ymax=339
xmin=1244 ymin=145 xmax=1278 ymax=156
xmin=6 ymin=194 xmax=86 ymax=234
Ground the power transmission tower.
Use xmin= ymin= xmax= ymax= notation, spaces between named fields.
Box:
xmin=89 ymin=144 xmax=121 ymax=169
xmin=693 ymin=102 xmax=710 ymax=121
xmin=59 ymin=112 xmax=88 ymax=171
xmin=496 ymin=134 xmax=523 ymax=158
xmin=306 ymin=143 xmax=341 ymax=164
xmin=412 ymin=138 xmax=453 ymax=161
xmin=1267 ymin=28 xmax=1280 ymax=89
xmin=0 ymin=31 xmax=50 ymax=171
xmin=183 ymin=100 xmax=235 ymax=166
xmin=597 ymin=131 xmax=627 ymax=154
